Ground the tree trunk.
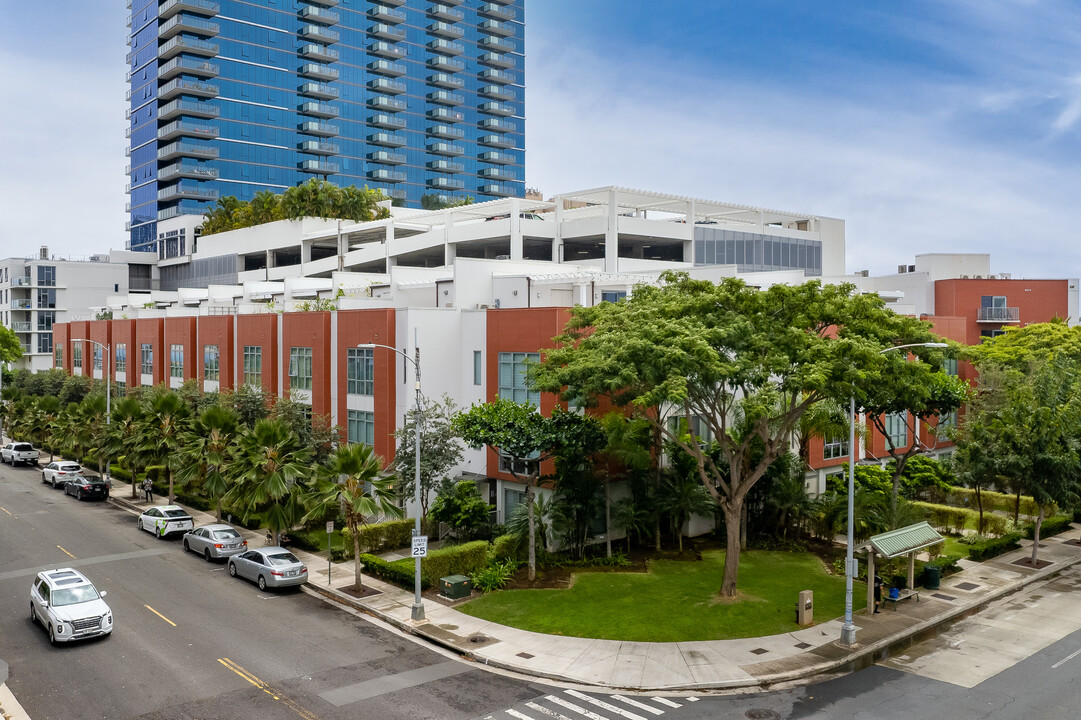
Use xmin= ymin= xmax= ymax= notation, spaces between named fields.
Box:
xmin=1031 ymin=506 xmax=1044 ymax=566
xmin=740 ymin=503 xmax=747 ymax=551
xmin=1014 ymin=488 xmax=1021 ymax=524
xmin=605 ymin=478 xmax=612 ymax=559
xmin=216 ymin=496 xmax=223 ymax=524
xmin=653 ymin=424 xmax=662 ymax=551
xmin=526 ymin=484 xmax=536 ymax=582
xmin=721 ymin=504 xmax=741 ymax=597
xmin=130 ymin=462 xmax=139 ymax=500
xmin=974 ymin=485 xmax=984 ymax=536
xmin=780 ymin=509 xmax=789 ymax=540
xmin=168 ymin=468 xmax=175 ymax=505
xmin=353 ymin=522 xmax=364 ymax=591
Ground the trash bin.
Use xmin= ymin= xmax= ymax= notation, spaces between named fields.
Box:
xmin=924 ymin=565 xmax=941 ymax=590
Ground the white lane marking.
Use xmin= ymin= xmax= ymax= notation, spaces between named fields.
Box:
xmin=651 ymin=698 xmax=681 ymax=708
xmin=546 ymin=695 xmax=608 ymax=720
xmin=507 ymin=710 xmax=537 ymax=720
xmin=687 ymin=697 xmax=698 ymax=702
xmin=1052 ymin=648 xmax=1081 ymax=669
xmin=566 ymin=690 xmax=647 ymax=720
xmin=524 ymin=702 xmax=573 ymax=720
xmin=610 ymin=695 xmax=664 ymax=715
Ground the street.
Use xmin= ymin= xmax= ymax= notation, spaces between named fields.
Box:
xmin=4 ymin=456 xmax=1081 ymax=720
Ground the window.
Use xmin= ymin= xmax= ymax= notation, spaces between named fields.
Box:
xmin=347 ymin=410 xmax=375 ymax=445
xmin=141 ymin=343 xmax=153 ymax=375
xmin=37 ymin=334 xmax=52 ymax=354
xmin=980 ymin=295 xmax=1012 ymax=323
xmin=884 ymin=412 xmax=908 ymax=447
xmin=346 ymin=347 xmax=374 ymax=395
xmin=36 ymin=288 xmax=56 ymax=309
xmin=37 ymin=265 xmax=55 ymax=286
xmin=54 ymin=343 xmax=63 ymax=368
xmin=243 ymin=346 xmax=262 ymax=387
xmin=503 ymin=488 xmax=527 ymax=519
xmin=473 ymin=350 xmax=482 ymax=386
xmin=289 ymin=347 xmax=313 ymax=390
xmin=823 ymin=436 xmax=849 ymax=460
xmin=498 ymin=352 xmax=540 ymax=406
xmin=170 ymin=344 xmax=184 ymax=378
xmin=499 ymin=453 xmax=537 ymax=476
xmin=601 ymin=290 xmax=627 ymax=303
xmin=37 ymin=311 xmax=55 ymax=331
xmin=93 ymin=345 xmax=103 ymax=370
xmin=943 ymin=357 xmax=958 ymax=377
xmin=73 ymin=344 xmax=82 ymax=369
xmin=204 ymin=345 xmax=219 ymax=381
xmin=938 ymin=410 xmax=958 ymax=433
xmin=115 ymin=343 xmax=126 ymax=372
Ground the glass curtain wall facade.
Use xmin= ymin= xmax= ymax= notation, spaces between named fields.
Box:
xmin=126 ymin=0 xmax=526 ymax=252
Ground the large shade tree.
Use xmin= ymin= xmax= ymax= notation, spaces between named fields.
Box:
xmin=532 ymin=272 xmax=951 ymax=597
xmin=453 ymin=399 xmax=605 ymax=581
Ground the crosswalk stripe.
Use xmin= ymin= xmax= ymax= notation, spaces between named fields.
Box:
xmin=507 ymin=710 xmax=537 ymax=720
xmin=651 ymin=698 xmax=681 ymax=708
xmin=565 ymin=690 xmax=648 ymax=720
xmin=609 ymin=695 xmax=665 ymax=716
xmin=687 ymin=698 xmax=698 ymax=702
xmin=525 ymin=701 xmax=574 ymax=720
xmin=546 ymin=695 xmax=609 ymax=720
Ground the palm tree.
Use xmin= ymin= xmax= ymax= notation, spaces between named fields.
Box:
xmin=611 ymin=496 xmax=650 ymax=554
xmin=769 ymin=471 xmax=812 ymax=539
xmin=305 ymin=443 xmax=402 ymax=591
xmin=225 ymin=418 xmax=312 ymax=545
xmin=597 ymin=413 xmax=653 ymax=557
xmin=138 ymin=391 xmax=191 ymax=504
xmin=658 ymin=471 xmax=715 ymax=552
xmin=35 ymin=396 xmax=62 ymax=461
xmin=250 ymin=190 xmax=282 ymax=225
xmin=178 ymin=404 xmax=240 ymax=521
xmin=104 ymin=396 xmax=145 ymax=499
xmin=79 ymin=394 xmax=109 ymax=478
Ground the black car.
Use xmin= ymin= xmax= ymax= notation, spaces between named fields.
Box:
xmin=64 ymin=475 xmax=110 ymax=501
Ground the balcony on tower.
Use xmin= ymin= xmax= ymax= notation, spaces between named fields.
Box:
xmin=479 ymin=100 xmax=514 ymax=116
xmin=369 ymin=41 xmax=407 ymax=59
xmin=369 ymin=59 xmax=407 ymax=77
xmin=368 ymin=150 xmax=407 ymax=165
xmin=479 ymin=19 xmax=514 ymax=37
xmin=368 ymin=168 xmax=407 ymax=183
xmin=298 ymin=101 xmax=340 ymax=118
xmin=369 ymin=77 xmax=407 ymax=95
xmin=158 ymin=162 xmax=219 ymax=182
xmin=480 ymin=183 xmax=517 ymax=197
xmin=478 ymin=52 xmax=515 ymax=69
xmin=428 ymin=177 xmax=465 ymax=190
xmin=428 ymin=4 xmax=465 ymax=22
xmin=157 ymin=120 xmax=220 ymax=141
xmin=299 ymin=24 xmax=340 ymax=44
xmin=158 ymin=78 xmax=219 ymax=100
xmin=479 ymin=68 xmax=515 ymax=84
xmin=427 ymin=124 xmax=465 ymax=140
xmin=368 ymin=113 xmax=407 ymax=130
xmin=158 ymin=141 xmax=219 ymax=161
xmin=479 ymin=165 xmax=517 ymax=181
xmin=428 ymin=22 xmax=464 ymax=39
xmin=427 ymin=107 xmax=464 ymax=122
xmin=479 ymin=150 xmax=515 ymax=164
xmin=479 ymin=84 xmax=516 ymax=101
xmin=478 ymin=3 xmax=515 ymax=21
xmin=368 ymin=23 xmax=407 ymax=42
xmin=158 ymin=14 xmax=220 ymax=40
xmin=299 ymin=140 xmax=340 ymax=155
xmin=427 ymin=56 xmax=465 ymax=72
xmin=368 ymin=96 xmax=408 ymax=112
xmin=299 ymin=120 xmax=340 ymax=137
xmin=158 ymin=36 xmax=219 ymax=59
xmin=479 ymin=134 xmax=515 ymax=149
xmin=427 ymin=142 xmax=465 ymax=157
xmin=368 ymin=132 xmax=407 ymax=147
xmin=299 ymin=44 xmax=339 ymax=62
xmin=158 ymin=98 xmax=219 ymax=120
xmin=428 ymin=38 xmax=464 ymax=56
xmin=427 ymin=90 xmax=464 ymax=106
xmin=299 ymin=63 xmax=339 ymax=81
xmin=158 ymin=0 xmax=220 ymax=20
xmin=300 ymin=159 xmax=340 ymax=174
xmin=158 ymin=183 xmax=220 ymax=203
xmin=158 ymin=56 xmax=219 ymax=80
xmin=303 ymin=0 xmax=339 ymax=6
xmin=427 ymin=159 xmax=464 ymax=173
xmin=480 ymin=117 xmax=516 ymax=133
xmin=427 ymin=72 xmax=464 ymax=89
xmin=368 ymin=5 xmax=406 ymax=23
xmin=299 ymin=5 xmax=340 ymax=25
xmin=299 ymin=82 xmax=339 ymax=100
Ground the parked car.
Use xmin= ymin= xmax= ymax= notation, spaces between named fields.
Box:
xmin=228 ymin=547 xmax=308 ymax=591
xmin=63 ymin=475 xmax=110 ymax=501
xmin=183 ymin=524 xmax=248 ymax=562
xmin=30 ymin=568 xmax=113 ymax=644
xmin=2 ymin=442 xmax=40 ymax=466
xmin=137 ymin=505 xmax=194 ymax=539
xmin=42 ymin=462 xmax=84 ymax=489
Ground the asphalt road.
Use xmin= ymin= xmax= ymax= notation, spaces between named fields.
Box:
xmin=0 ymin=459 xmax=541 ymax=720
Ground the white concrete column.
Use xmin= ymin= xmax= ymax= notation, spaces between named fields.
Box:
xmin=385 ymin=222 xmax=396 ymax=271
xmin=552 ymin=198 xmax=564 ymax=262
xmin=301 ymin=241 xmax=312 ymax=264
xmin=509 ymin=198 xmax=523 ymax=260
xmin=685 ymin=199 xmax=696 ymax=264
xmin=574 ymin=283 xmax=590 ymax=306
xmin=605 ymin=189 xmax=618 ymax=273
xmin=444 ymin=212 xmax=456 ymax=266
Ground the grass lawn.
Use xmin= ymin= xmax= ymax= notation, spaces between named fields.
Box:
xmin=941 ymin=535 xmax=971 ymax=559
xmin=458 ymin=550 xmax=864 ymax=642
xmin=299 ymin=529 xmax=347 ymax=554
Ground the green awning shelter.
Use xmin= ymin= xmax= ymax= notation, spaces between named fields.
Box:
xmin=861 ymin=521 xmax=945 ymax=610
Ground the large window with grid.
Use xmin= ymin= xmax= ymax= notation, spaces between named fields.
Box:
xmin=170 ymin=344 xmax=184 ymax=378
xmin=73 ymin=344 xmax=82 ymax=369
xmin=243 ymin=346 xmax=262 ymax=387
xmin=289 ymin=347 xmax=313 ymax=390
xmin=140 ymin=344 xmax=153 ymax=375
xmin=347 ymin=410 xmax=375 ymax=446
xmin=204 ymin=345 xmax=219 ymax=381
xmin=93 ymin=345 xmax=103 ymax=370
xmin=54 ymin=343 xmax=63 ymax=368
xmin=115 ymin=343 xmax=126 ymax=372
xmin=823 ymin=436 xmax=849 ymax=460
xmin=498 ymin=352 xmax=540 ymax=406
xmin=346 ymin=347 xmax=374 ymax=395
xmin=884 ymin=412 xmax=909 ymax=447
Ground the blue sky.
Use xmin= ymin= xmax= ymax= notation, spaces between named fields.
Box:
xmin=2 ymin=1 xmax=1080 ymax=278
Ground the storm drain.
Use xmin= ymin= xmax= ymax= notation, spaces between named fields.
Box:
xmin=794 ymin=642 xmax=812 ymax=649
xmin=749 ymin=648 xmax=769 ymax=655
xmin=745 ymin=710 xmax=781 ymax=720
xmin=516 ymin=652 xmax=534 ymax=659
xmin=931 ymin=593 xmax=957 ymax=601
xmin=468 ymin=635 xmax=491 ymax=644
xmin=954 ymin=582 xmax=981 ymax=592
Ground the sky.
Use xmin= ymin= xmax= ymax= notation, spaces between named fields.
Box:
xmin=2 ymin=0 xmax=1080 ymax=278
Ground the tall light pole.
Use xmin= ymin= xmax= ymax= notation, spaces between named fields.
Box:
xmin=359 ymin=331 xmax=425 ymax=622
xmin=71 ymin=338 xmax=112 ymax=484
xmin=840 ymin=341 xmax=947 ymax=647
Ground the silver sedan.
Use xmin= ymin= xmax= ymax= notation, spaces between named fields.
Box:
xmin=227 ymin=547 xmax=307 ymax=591
xmin=182 ymin=524 xmax=248 ymax=562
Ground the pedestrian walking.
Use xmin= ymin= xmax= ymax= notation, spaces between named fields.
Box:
xmin=873 ymin=574 xmax=883 ymax=614
xmin=142 ymin=477 xmax=153 ymax=502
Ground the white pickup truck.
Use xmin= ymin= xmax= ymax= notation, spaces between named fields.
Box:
xmin=2 ymin=442 xmax=40 ymax=466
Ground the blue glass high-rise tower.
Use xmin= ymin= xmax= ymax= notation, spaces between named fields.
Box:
xmin=126 ymin=0 xmax=525 ymax=252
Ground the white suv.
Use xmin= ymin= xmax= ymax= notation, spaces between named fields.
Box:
xmin=30 ymin=568 xmax=113 ymax=644
xmin=2 ymin=442 xmax=39 ymax=466
xmin=41 ymin=461 xmax=84 ymax=489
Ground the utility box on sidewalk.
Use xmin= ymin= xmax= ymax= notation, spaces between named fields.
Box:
xmin=440 ymin=575 xmax=471 ymax=600
xmin=796 ymin=590 xmax=813 ymax=626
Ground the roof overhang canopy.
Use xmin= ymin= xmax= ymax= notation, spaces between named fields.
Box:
xmin=864 ymin=522 xmax=944 ymax=559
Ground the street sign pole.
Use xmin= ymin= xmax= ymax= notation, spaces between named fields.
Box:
xmin=326 ymin=521 xmax=334 ymax=585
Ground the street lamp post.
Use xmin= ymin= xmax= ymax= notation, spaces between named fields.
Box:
xmin=359 ymin=333 xmax=425 ymax=622
xmin=840 ymin=341 xmax=947 ymax=647
xmin=71 ymin=338 xmax=112 ymax=485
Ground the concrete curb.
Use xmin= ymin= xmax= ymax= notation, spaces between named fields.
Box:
xmin=303 ymin=547 xmax=1081 ymax=692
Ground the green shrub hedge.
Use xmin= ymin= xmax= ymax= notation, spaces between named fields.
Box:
xmin=359 ymin=553 xmax=421 ymax=588
xmin=914 ymin=501 xmax=1013 ymax=535
xmin=358 ymin=540 xmax=489 ymax=590
xmin=490 ymin=533 xmax=523 ymax=562
xmin=1022 ymin=515 xmax=1074 ymax=540
xmin=963 ymin=532 xmax=1022 ymax=562
xmin=945 ymin=487 xmax=1052 ymax=517
xmin=341 ymin=519 xmax=415 ymax=556
xmin=289 ymin=528 xmax=324 ymax=553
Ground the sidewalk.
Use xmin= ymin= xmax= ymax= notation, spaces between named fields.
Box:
xmin=108 ymin=490 xmax=1081 ymax=691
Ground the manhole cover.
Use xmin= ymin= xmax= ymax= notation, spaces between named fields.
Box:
xmin=745 ymin=710 xmax=780 ymax=720
xmin=468 ymin=635 xmax=490 ymax=644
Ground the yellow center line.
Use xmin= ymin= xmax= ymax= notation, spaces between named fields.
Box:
xmin=56 ymin=545 xmax=76 ymax=559
xmin=144 ymin=604 xmax=177 ymax=627
xmin=217 ymin=658 xmax=321 ymax=720
xmin=0 ymin=507 xmax=12 ymax=516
